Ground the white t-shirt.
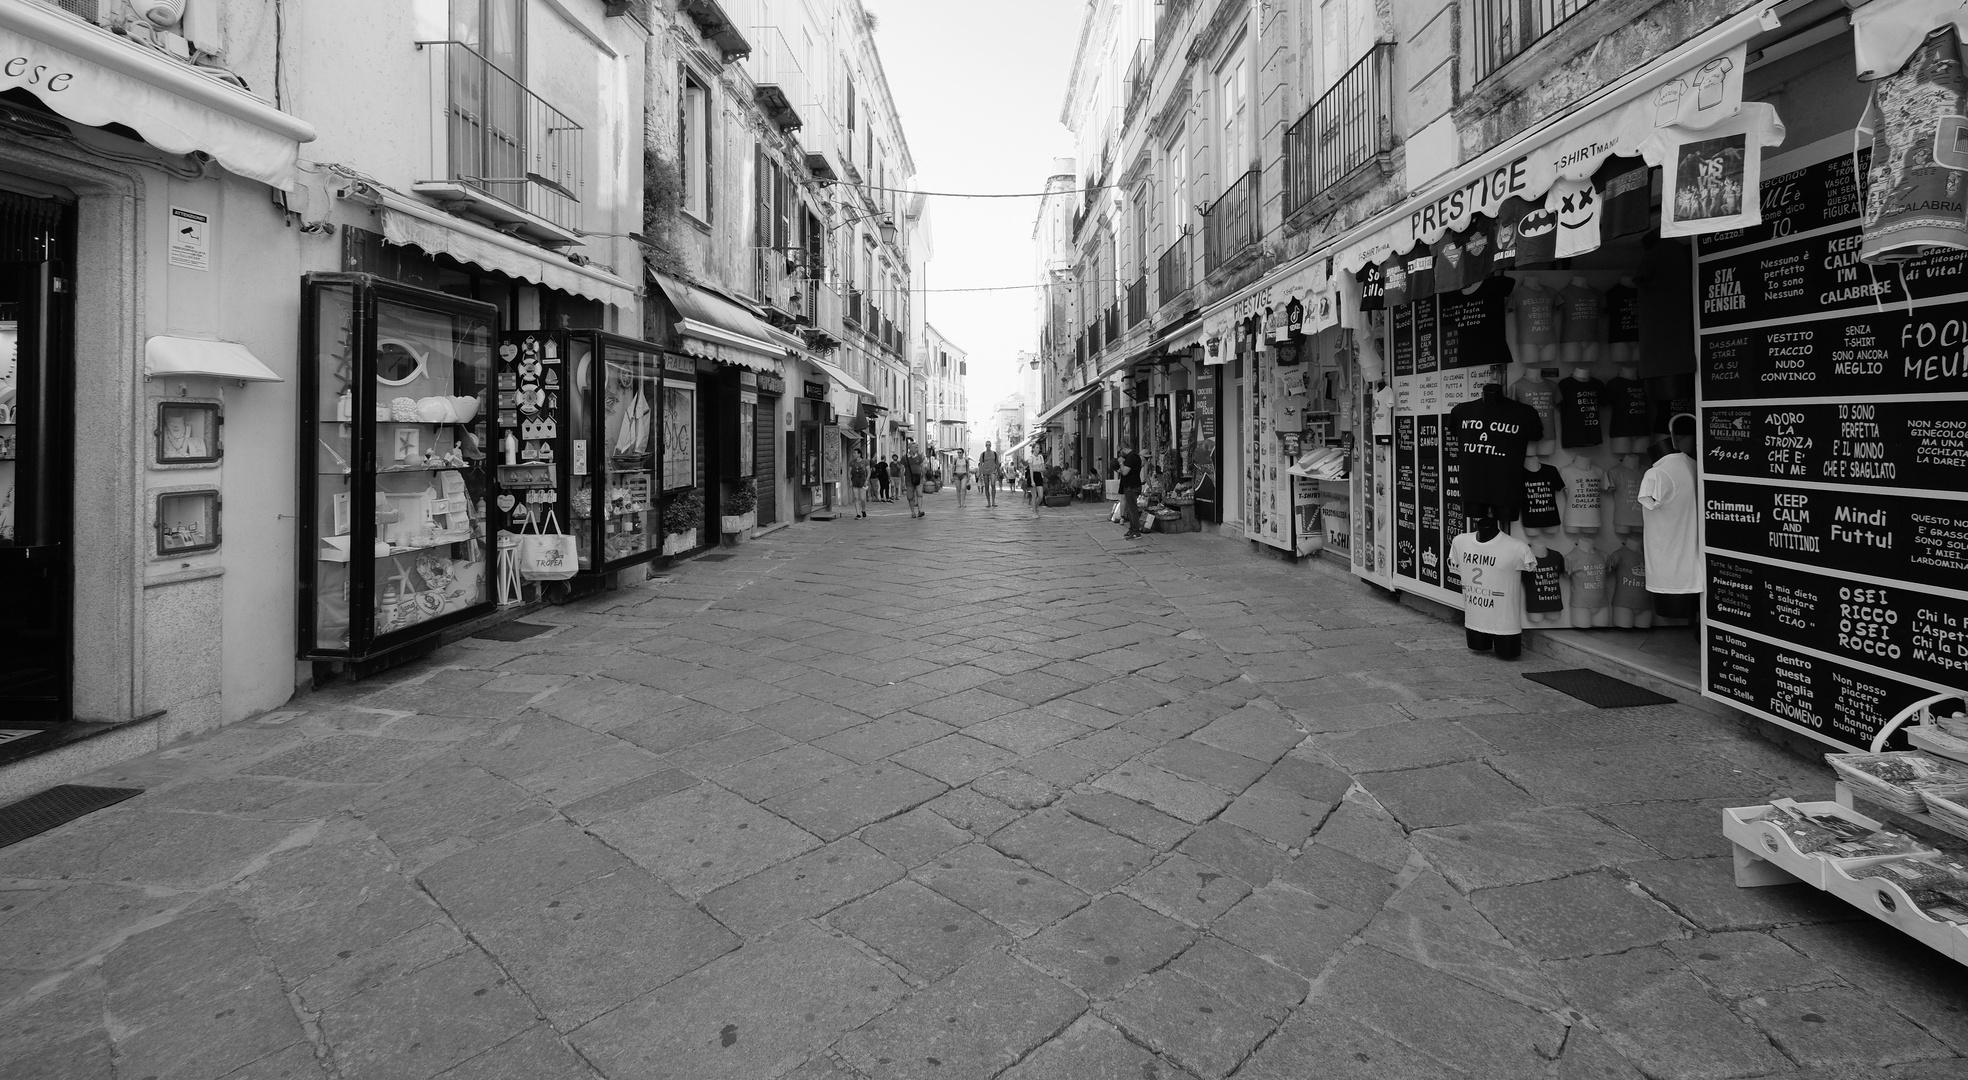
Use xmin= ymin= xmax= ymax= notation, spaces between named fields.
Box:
xmin=1372 ymin=386 xmax=1395 ymax=441
xmin=1607 ymin=463 xmax=1646 ymax=529
xmin=1637 ymin=453 xmax=1701 ymax=593
xmin=1449 ymin=531 xmax=1537 ymax=636
xmin=1559 ymin=463 xmax=1606 ymax=528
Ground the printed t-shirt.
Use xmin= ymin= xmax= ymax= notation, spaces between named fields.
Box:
xmin=1440 ymin=277 xmax=1515 ymax=366
xmin=1557 ymin=377 xmax=1606 ymax=448
xmin=1461 ymin=218 xmax=1497 ymax=281
xmin=1596 ymin=157 xmax=1653 ymax=240
xmin=1606 ymin=283 xmax=1641 ymax=343
xmin=1637 ymin=453 xmax=1702 ymax=592
xmin=1510 ymin=378 xmax=1559 ymax=438
xmin=1447 ymin=394 xmax=1544 ymax=510
xmin=1515 ymin=201 xmax=1559 ymax=265
xmin=1433 ymin=231 xmax=1467 ymax=294
xmin=1605 ymin=376 xmax=1651 ymax=438
xmin=1565 ymin=546 xmax=1610 ymax=609
xmin=1558 ymin=282 xmax=1604 ymax=344
xmin=1521 ymin=464 xmax=1565 ymax=529
xmin=1492 ymin=199 xmax=1531 ymax=270
xmin=1547 ymin=178 xmax=1603 ymax=259
xmin=1858 ymin=29 xmax=1968 ymax=262
xmin=1449 ymin=531 xmax=1537 ymax=635
xmin=1559 ymin=462 xmax=1606 ymax=528
xmin=1372 ymin=385 xmax=1394 ymax=442
xmin=1403 ymin=247 xmax=1437 ymax=299
xmin=1381 ymin=255 xmax=1411 ymax=309
xmin=1356 ymin=263 xmax=1386 ymax=310
xmin=1653 ymin=394 xmax=1696 ymax=435
xmin=1607 ymin=462 xmax=1646 ymax=529
xmin=1528 ymin=550 xmax=1566 ymax=613
xmin=1609 ymin=545 xmax=1650 ymax=608
xmin=1641 ymin=101 xmax=1787 ymax=239
xmin=1515 ymin=286 xmax=1560 ymax=347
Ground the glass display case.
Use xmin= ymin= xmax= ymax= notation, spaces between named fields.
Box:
xmin=298 ymin=274 xmax=497 ymax=664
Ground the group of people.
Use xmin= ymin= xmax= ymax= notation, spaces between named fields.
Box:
xmin=845 ymin=440 xmax=1014 ymax=517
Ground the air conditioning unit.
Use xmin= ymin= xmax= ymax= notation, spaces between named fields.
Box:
xmin=137 ymin=0 xmax=184 ymax=25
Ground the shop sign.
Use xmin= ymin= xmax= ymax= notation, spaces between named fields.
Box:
xmin=804 ymin=380 xmax=827 ymax=399
xmin=664 ymin=353 xmax=695 ymax=374
xmin=739 ymin=370 xmax=759 ymax=388
xmin=757 ymin=373 xmax=785 ymax=394
xmin=1697 ymin=136 xmax=1968 ymax=751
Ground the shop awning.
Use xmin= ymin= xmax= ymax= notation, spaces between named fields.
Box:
xmin=379 ymin=192 xmax=640 ymax=310
xmin=144 ymin=335 xmax=282 ymax=382
xmin=1006 ymin=432 xmax=1040 ymax=458
xmin=807 ymin=356 xmax=874 ymax=418
xmin=649 ymin=272 xmax=788 ymax=374
xmin=0 ymin=3 xmax=315 ymax=190
xmin=1033 ymin=382 xmax=1102 ymax=428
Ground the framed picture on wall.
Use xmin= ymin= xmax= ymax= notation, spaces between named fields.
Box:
xmin=156 ymin=400 xmax=222 ymax=464
xmin=156 ymin=488 xmax=221 ymax=556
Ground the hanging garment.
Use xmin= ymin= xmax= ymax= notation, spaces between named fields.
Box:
xmin=1607 ymin=461 xmax=1647 ymax=530
xmin=1559 ymin=461 xmax=1607 ymax=528
xmin=1546 ymin=178 xmax=1603 ymax=259
xmin=1641 ymin=102 xmax=1787 ymax=238
xmin=1608 ymin=545 xmax=1650 ymax=608
xmin=1856 ymin=26 xmax=1968 ymax=263
xmin=1637 ymin=452 xmax=1702 ymax=593
xmin=1565 ymin=545 xmax=1610 ymax=610
xmin=1556 ymin=377 xmax=1607 ymax=448
xmin=1527 ymin=550 xmax=1566 ymax=614
xmin=1521 ymin=464 xmax=1565 ymax=529
xmin=1558 ymin=281 xmax=1605 ymax=344
xmin=1509 ymin=378 xmax=1559 ymax=438
xmin=1449 ymin=530 xmax=1538 ymax=635
xmin=1605 ymin=282 xmax=1642 ymax=344
xmin=1604 ymin=376 xmax=1652 ymax=439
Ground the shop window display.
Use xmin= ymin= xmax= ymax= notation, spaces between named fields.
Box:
xmin=299 ymin=275 xmax=497 ymax=664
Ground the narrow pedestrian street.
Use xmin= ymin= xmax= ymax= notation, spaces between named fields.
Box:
xmin=0 ymin=491 xmax=1961 ymax=1080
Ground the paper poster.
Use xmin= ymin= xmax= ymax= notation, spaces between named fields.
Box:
xmin=169 ymin=207 xmax=210 ymax=271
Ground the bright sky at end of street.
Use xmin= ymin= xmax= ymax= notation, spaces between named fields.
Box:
xmin=870 ymin=0 xmax=1082 ymax=432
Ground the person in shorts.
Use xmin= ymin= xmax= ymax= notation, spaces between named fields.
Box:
xmin=977 ymin=442 xmax=1001 ymax=506
xmin=952 ymin=449 xmax=971 ymax=507
xmin=848 ymin=448 xmax=869 ymax=518
xmin=902 ymin=441 xmax=927 ymax=517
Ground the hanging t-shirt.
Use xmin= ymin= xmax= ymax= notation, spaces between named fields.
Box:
xmin=1492 ymin=198 xmax=1533 ymax=270
xmin=1547 ymin=178 xmax=1603 ymax=259
xmin=1433 ymin=231 xmax=1468 ymax=294
xmin=1356 ymin=262 xmax=1386 ymax=311
xmin=1381 ymin=255 xmax=1411 ymax=309
xmin=1856 ymin=28 xmax=1968 ymax=263
xmin=1528 ymin=550 xmax=1566 ymax=613
xmin=1559 ymin=461 xmax=1606 ymax=528
xmin=1637 ymin=452 xmax=1702 ymax=593
xmin=1404 ymin=247 xmax=1437 ymax=299
xmin=1449 ymin=531 xmax=1537 ymax=635
xmin=1558 ymin=282 xmax=1604 ymax=344
xmin=1605 ymin=283 xmax=1642 ymax=343
xmin=1652 ymin=393 xmax=1696 ymax=435
xmin=1448 ymin=393 xmax=1544 ymax=510
xmin=1514 ymin=286 xmax=1560 ymax=347
xmin=1641 ymin=101 xmax=1788 ymax=239
xmin=1854 ymin=0 xmax=1968 ymax=80
xmin=1439 ymin=277 xmax=1514 ymax=368
xmin=1522 ymin=464 xmax=1565 ymax=529
xmin=1515 ymin=202 xmax=1560 ymax=266
xmin=1608 ymin=545 xmax=1650 ymax=608
xmin=1509 ymin=377 xmax=1559 ymax=438
xmin=1596 ymin=157 xmax=1653 ymax=240
xmin=1557 ymin=376 xmax=1606 ymax=447
xmin=1604 ymin=376 xmax=1651 ymax=437
xmin=1460 ymin=219 xmax=1497 ymax=282
xmin=1565 ymin=546 xmax=1610 ymax=609
xmin=1607 ymin=461 xmax=1647 ymax=529
xmin=1372 ymin=385 xmax=1395 ymax=443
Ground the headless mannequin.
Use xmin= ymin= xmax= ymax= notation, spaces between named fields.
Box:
xmin=1560 ymin=275 xmax=1603 ymax=366
xmin=1612 ymin=533 xmax=1655 ymax=629
xmin=1464 ymin=517 xmax=1526 ymax=660
xmin=1610 ymin=364 xmax=1646 ymax=453
xmin=1511 ymin=277 xmax=1560 ymax=365
xmin=1563 ymin=452 xmax=1602 ymax=536
xmin=1522 ymin=451 xmax=1559 ymax=539
xmin=1526 ymin=539 xmax=1564 ymax=626
xmin=1607 ymin=276 xmax=1639 ymax=367
xmin=1513 ymin=365 xmax=1557 ymax=455
xmin=1612 ymin=452 xmax=1646 ymax=534
xmin=1568 ymin=540 xmax=1613 ymax=629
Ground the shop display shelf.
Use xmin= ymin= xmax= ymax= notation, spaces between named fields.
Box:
xmin=1909 ymin=725 xmax=1968 ymax=766
xmin=1727 ymin=801 xmax=1968 ymax=965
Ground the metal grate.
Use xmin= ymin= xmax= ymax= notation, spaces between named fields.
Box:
xmin=1472 ymin=0 xmax=1599 ymax=82
xmin=0 ymin=784 xmax=144 ymax=849
xmin=1283 ymin=44 xmax=1395 ymax=218
xmin=472 ymin=621 xmax=555 ymax=641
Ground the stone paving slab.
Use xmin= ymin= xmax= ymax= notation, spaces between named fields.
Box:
xmin=7 ymin=497 xmax=1968 ymax=1079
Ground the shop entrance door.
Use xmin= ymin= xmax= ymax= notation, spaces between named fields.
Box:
xmin=755 ymin=395 xmax=778 ymax=526
xmin=0 ymin=260 xmax=72 ymax=723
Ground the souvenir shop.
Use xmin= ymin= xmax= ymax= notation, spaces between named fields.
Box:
xmin=1102 ymin=321 xmax=1226 ymax=525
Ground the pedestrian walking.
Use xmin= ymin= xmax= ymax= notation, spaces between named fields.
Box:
xmin=977 ymin=442 xmax=1000 ymax=506
xmin=889 ymin=456 xmax=903 ymax=501
xmin=952 ymin=449 xmax=971 ymax=508
xmin=848 ymin=448 xmax=870 ymax=518
xmin=902 ymin=441 xmax=927 ymax=518
xmin=873 ymin=457 xmax=890 ymax=502
xmin=1118 ymin=442 xmax=1144 ymax=539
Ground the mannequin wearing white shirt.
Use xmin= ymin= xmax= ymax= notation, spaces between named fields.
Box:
xmin=1559 ymin=453 xmax=1605 ymax=535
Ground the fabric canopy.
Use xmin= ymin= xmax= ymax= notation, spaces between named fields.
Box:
xmin=1033 ymin=382 xmax=1101 ymax=428
xmin=380 ymin=194 xmax=641 ymax=310
xmin=806 ymin=356 xmax=873 ymax=418
xmin=0 ymin=3 xmax=314 ymax=189
xmin=650 ymin=272 xmax=788 ymax=374
xmin=145 ymin=335 xmax=281 ymax=382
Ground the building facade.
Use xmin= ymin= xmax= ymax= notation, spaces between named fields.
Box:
xmin=920 ymin=321 xmax=970 ymax=470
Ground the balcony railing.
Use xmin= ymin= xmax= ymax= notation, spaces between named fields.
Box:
xmin=1156 ymin=231 xmax=1190 ymax=307
xmin=1089 ymin=318 xmax=1103 ymax=356
xmin=1126 ymin=276 xmax=1147 ymax=326
xmin=747 ymin=26 xmax=805 ymax=131
xmin=846 ymin=288 xmax=863 ymax=326
xmin=1105 ymin=304 xmax=1120 ymax=343
xmin=420 ymin=41 xmax=584 ymax=236
xmin=1204 ymin=169 xmax=1260 ymax=274
xmin=1472 ymin=0 xmax=1598 ymax=82
xmin=1284 ymin=43 xmax=1394 ymax=219
xmin=1124 ymin=40 xmax=1152 ymax=124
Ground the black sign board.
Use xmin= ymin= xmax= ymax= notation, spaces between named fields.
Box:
xmin=1704 ymin=400 xmax=1968 ymax=491
xmin=1699 ymin=147 xmax=1869 ymax=255
xmin=1395 ymin=415 xmax=1416 ymax=579
xmin=1437 ymin=289 xmax=1505 ymax=371
xmin=1704 ymin=479 xmax=1968 ymax=597
xmin=1700 ymin=298 xmax=1968 ymax=401
xmin=1417 ymin=415 xmax=1441 ymax=587
xmin=1709 ymin=555 xmax=1968 ymax=692
xmin=1414 ymin=298 xmax=1439 ymax=376
xmin=1391 ymin=303 xmax=1415 ymax=378
xmin=1706 ymin=625 xmax=1941 ymax=751
xmin=1699 ymin=231 xmax=1968 ymax=330
xmin=804 ymin=380 xmax=827 ymax=399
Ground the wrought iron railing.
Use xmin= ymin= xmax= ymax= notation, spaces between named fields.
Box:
xmin=1284 ymin=44 xmax=1394 ymax=218
xmin=1124 ymin=40 xmax=1152 ymax=124
xmin=847 ymin=288 xmax=863 ymax=326
xmin=1090 ymin=318 xmax=1103 ymax=356
xmin=421 ymin=41 xmax=584 ymax=232
xmin=1126 ymin=276 xmax=1147 ymax=326
xmin=1204 ymin=169 xmax=1260 ymax=274
xmin=1156 ymin=231 xmax=1190 ymax=307
xmin=1471 ymin=0 xmax=1598 ymax=82
xmin=1105 ymin=304 xmax=1120 ymax=343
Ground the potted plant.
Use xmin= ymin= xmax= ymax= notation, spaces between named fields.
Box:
xmin=661 ymin=489 xmax=702 ymax=555
xmin=1041 ymin=466 xmax=1075 ymax=507
xmin=721 ymin=480 xmax=758 ymax=539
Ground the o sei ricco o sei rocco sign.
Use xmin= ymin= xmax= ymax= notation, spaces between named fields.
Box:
xmin=1696 ymin=135 xmax=1968 ymax=751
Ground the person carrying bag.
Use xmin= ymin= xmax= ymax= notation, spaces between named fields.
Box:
xmin=517 ymin=507 xmax=578 ymax=581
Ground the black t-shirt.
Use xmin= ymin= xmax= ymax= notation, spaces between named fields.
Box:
xmin=1448 ymin=392 xmax=1544 ymax=510
xmin=1515 ymin=200 xmax=1559 ymax=267
xmin=1596 ymin=156 xmax=1652 ymax=240
xmin=1381 ymin=254 xmax=1410 ymax=309
xmin=1461 ymin=218 xmax=1497 ymax=281
xmin=1432 ymin=232 xmax=1468 ymax=294
xmin=1521 ymin=464 xmax=1564 ymax=528
xmin=1404 ymin=246 xmax=1436 ymax=300
xmin=1529 ymin=550 xmax=1566 ymax=612
xmin=1492 ymin=198 xmax=1531 ymax=271
xmin=1653 ymin=394 xmax=1695 ymax=435
xmin=1356 ymin=263 xmax=1386 ymax=310
xmin=1557 ymin=376 xmax=1606 ymax=447
xmin=1437 ymin=276 xmax=1514 ymax=369
xmin=1605 ymin=376 xmax=1651 ymax=437
xmin=1606 ymin=282 xmax=1641 ymax=343
xmin=1119 ymin=450 xmax=1143 ymax=492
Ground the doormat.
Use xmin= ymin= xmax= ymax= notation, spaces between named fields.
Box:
xmin=1523 ymin=669 xmax=1676 ymax=709
xmin=0 ymin=784 xmax=144 ymax=849
xmin=472 ymin=621 xmax=555 ymax=642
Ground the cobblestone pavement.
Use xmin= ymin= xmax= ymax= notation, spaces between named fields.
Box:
xmin=5 ymin=492 xmax=1968 ymax=1079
